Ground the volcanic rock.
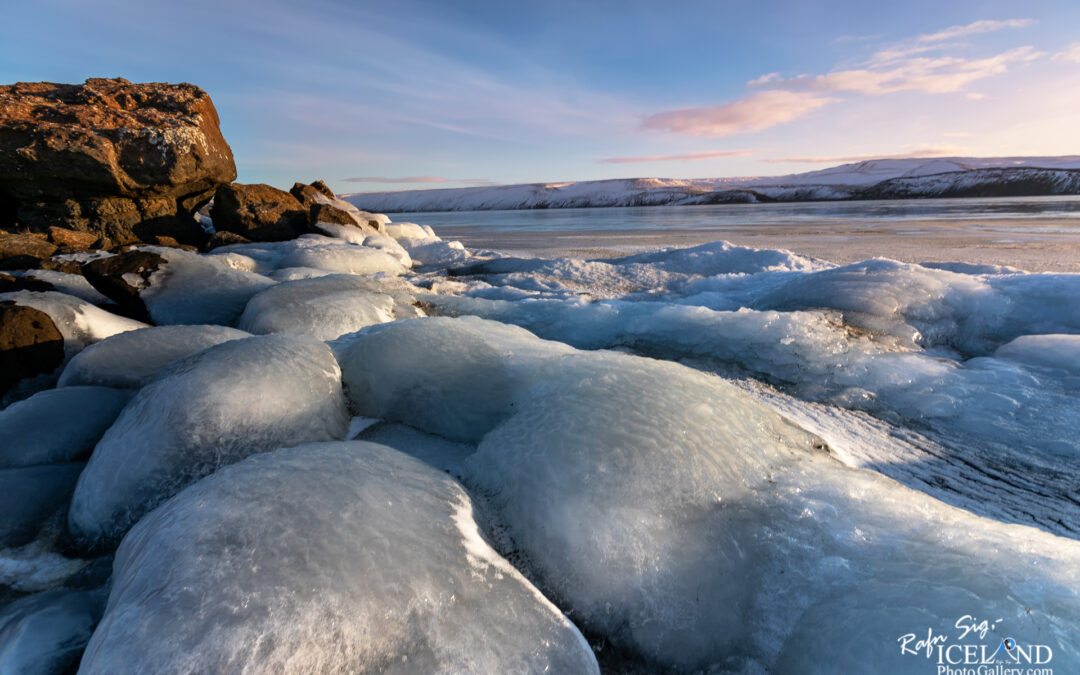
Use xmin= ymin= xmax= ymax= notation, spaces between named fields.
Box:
xmin=0 ymin=78 xmax=236 ymax=241
xmin=0 ymin=301 xmax=65 ymax=394
xmin=210 ymin=183 xmax=309 ymax=241
xmin=81 ymin=250 xmax=167 ymax=321
xmin=47 ymin=226 xmax=98 ymax=250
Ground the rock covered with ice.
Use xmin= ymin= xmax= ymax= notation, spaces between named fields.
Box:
xmin=68 ymin=334 xmax=349 ymax=548
xmin=335 ymin=317 xmax=1080 ymax=671
xmin=57 ymin=324 xmax=251 ymax=389
xmin=0 ymin=290 xmax=147 ymax=356
xmin=0 ymin=386 xmax=130 ymax=467
xmin=276 ymin=242 xmax=407 ymax=276
xmin=238 ymin=274 xmax=422 ymax=341
xmin=0 ymin=588 xmax=106 ymax=675
xmin=81 ymin=442 xmax=598 ymax=674
xmin=0 ymin=464 xmax=84 ymax=548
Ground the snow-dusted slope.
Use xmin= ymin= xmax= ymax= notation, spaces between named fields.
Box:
xmin=344 ymin=156 xmax=1080 ymax=212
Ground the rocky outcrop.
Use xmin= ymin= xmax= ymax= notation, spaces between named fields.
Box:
xmin=47 ymin=226 xmax=98 ymax=250
xmin=210 ymin=183 xmax=309 ymax=241
xmin=82 ymin=250 xmax=167 ymax=321
xmin=0 ymin=301 xmax=65 ymax=394
xmin=0 ymin=78 xmax=236 ymax=244
xmin=0 ymin=233 xmax=57 ymax=269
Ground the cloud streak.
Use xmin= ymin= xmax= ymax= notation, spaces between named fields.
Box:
xmin=916 ymin=18 xmax=1035 ymax=43
xmin=599 ymin=149 xmax=761 ymax=163
xmin=343 ymin=176 xmax=497 ymax=186
xmin=640 ymin=91 xmax=835 ymax=138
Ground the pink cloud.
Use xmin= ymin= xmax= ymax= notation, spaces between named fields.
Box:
xmin=343 ymin=176 xmax=496 ymax=186
xmin=915 ymin=18 xmax=1035 ymax=43
xmin=1053 ymin=43 xmax=1080 ymax=63
xmin=599 ymin=149 xmax=761 ymax=164
xmin=639 ymin=91 xmax=835 ymax=138
xmin=765 ymin=147 xmax=971 ymax=163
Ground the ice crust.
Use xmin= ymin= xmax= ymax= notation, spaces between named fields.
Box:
xmin=238 ymin=274 xmax=422 ymax=341
xmin=80 ymin=442 xmax=598 ymax=674
xmin=334 ymin=317 xmax=1080 ymax=671
xmin=68 ymin=335 xmax=349 ymax=548
xmin=0 ymin=464 xmax=83 ymax=548
xmin=57 ymin=325 xmax=250 ymax=389
xmin=0 ymin=387 xmax=130 ymax=467
xmin=0 ymin=588 xmax=105 ymax=675
xmin=276 ymin=243 xmax=407 ymax=276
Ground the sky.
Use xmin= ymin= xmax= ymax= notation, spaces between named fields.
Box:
xmin=3 ymin=0 xmax=1080 ymax=194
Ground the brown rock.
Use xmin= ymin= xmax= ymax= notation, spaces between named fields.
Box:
xmin=0 ymin=233 xmax=57 ymax=270
xmin=204 ymin=230 xmax=252 ymax=250
xmin=37 ymin=258 xmax=85 ymax=275
xmin=289 ymin=182 xmax=321 ymax=208
xmin=210 ymin=183 xmax=309 ymax=241
xmin=48 ymin=226 xmax=97 ymax=249
xmin=311 ymin=180 xmax=335 ymax=199
xmin=309 ymin=203 xmax=362 ymax=227
xmin=0 ymin=77 xmax=235 ymax=238
xmin=82 ymin=250 xmax=167 ymax=321
xmin=0 ymin=301 xmax=65 ymax=395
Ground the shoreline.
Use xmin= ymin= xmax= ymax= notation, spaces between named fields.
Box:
xmin=429 ymin=216 xmax=1080 ymax=273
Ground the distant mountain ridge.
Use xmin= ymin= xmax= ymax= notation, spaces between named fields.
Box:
xmin=343 ymin=156 xmax=1080 ymax=213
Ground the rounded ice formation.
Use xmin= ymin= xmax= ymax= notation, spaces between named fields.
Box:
xmin=80 ymin=442 xmax=598 ymax=674
xmin=0 ymin=588 xmax=105 ymax=675
xmin=0 ymin=463 xmax=84 ymax=548
xmin=336 ymin=316 xmax=1080 ymax=671
xmin=238 ymin=274 xmax=421 ymax=341
xmin=276 ymin=243 xmax=407 ymax=276
xmin=0 ymin=290 xmax=147 ymax=356
xmin=57 ymin=325 xmax=251 ymax=389
xmin=0 ymin=386 xmax=131 ymax=467
xmin=68 ymin=334 xmax=349 ymax=548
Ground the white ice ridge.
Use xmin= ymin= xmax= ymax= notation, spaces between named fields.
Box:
xmin=81 ymin=442 xmax=598 ymax=674
xmin=333 ymin=317 xmax=1080 ymax=672
xmin=68 ymin=334 xmax=349 ymax=548
xmin=0 ymin=290 xmax=147 ymax=356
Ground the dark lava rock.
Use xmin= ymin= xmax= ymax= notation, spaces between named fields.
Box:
xmin=82 ymin=250 xmax=167 ymax=321
xmin=47 ymin=226 xmax=99 ymax=250
xmin=0 ymin=301 xmax=65 ymax=395
xmin=309 ymin=202 xmax=362 ymax=227
xmin=0 ymin=77 xmax=236 ymax=240
xmin=210 ymin=182 xmax=309 ymax=241
xmin=0 ymin=233 xmax=57 ymax=269
xmin=204 ymin=230 xmax=252 ymax=250
xmin=289 ymin=182 xmax=323 ymax=208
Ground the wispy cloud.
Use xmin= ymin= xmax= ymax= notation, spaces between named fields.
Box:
xmin=1053 ymin=42 xmax=1080 ymax=63
xmin=599 ymin=149 xmax=761 ymax=164
xmin=343 ymin=176 xmax=497 ymax=186
xmin=915 ymin=18 xmax=1035 ymax=43
xmin=765 ymin=147 xmax=971 ymax=164
xmin=640 ymin=91 xmax=835 ymax=138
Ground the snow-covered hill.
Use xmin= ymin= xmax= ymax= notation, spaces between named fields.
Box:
xmin=344 ymin=156 xmax=1080 ymax=212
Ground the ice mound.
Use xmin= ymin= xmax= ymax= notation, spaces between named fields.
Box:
xmin=402 ymin=238 xmax=471 ymax=267
xmin=384 ymin=221 xmax=437 ymax=241
xmin=57 ymin=324 xmax=251 ymax=389
xmin=603 ymin=239 xmax=823 ymax=275
xmin=0 ymin=464 xmax=83 ymax=548
xmin=333 ymin=318 xmax=573 ymax=443
xmin=0 ymin=291 xmax=147 ymax=355
xmin=0 ymin=588 xmax=105 ymax=675
xmin=353 ymin=422 xmax=477 ymax=475
xmin=361 ymin=234 xmax=412 ymax=266
xmin=276 ymin=243 xmax=407 ymax=276
xmin=996 ymin=333 xmax=1080 ymax=377
xmin=238 ymin=274 xmax=422 ymax=341
xmin=337 ymin=317 xmax=1080 ymax=671
xmin=137 ymin=247 xmax=276 ymax=325
xmin=81 ymin=442 xmax=598 ymax=674
xmin=19 ymin=269 xmax=110 ymax=304
xmin=68 ymin=335 xmax=349 ymax=548
xmin=0 ymin=387 xmax=131 ymax=467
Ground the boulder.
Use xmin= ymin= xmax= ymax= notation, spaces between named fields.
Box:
xmin=210 ymin=183 xmax=309 ymax=241
xmin=204 ymin=230 xmax=251 ymax=250
xmin=0 ymin=233 xmax=56 ymax=269
xmin=0 ymin=301 xmax=65 ymax=394
xmin=0 ymin=78 xmax=236 ymax=241
xmin=47 ymin=226 xmax=98 ymax=250
xmin=0 ymin=272 xmax=57 ymax=293
xmin=81 ymin=250 xmax=167 ymax=321
xmin=288 ymin=182 xmax=322 ymax=208
xmin=309 ymin=202 xmax=362 ymax=227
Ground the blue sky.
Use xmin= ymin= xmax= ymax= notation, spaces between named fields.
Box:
xmin=3 ymin=0 xmax=1080 ymax=193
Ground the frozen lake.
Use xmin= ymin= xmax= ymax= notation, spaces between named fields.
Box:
xmin=391 ymin=196 xmax=1080 ymax=272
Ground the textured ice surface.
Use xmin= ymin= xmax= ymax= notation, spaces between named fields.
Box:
xmin=0 ymin=588 xmax=105 ymax=675
xmin=361 ymin=234 xmax=412 ymax=266
xmin=57 ymin=325 xmax=251 ymax=389
xmin=238 ymin=274 xmax=421 ymax=341
xmin=996 ymin=333 xmax=1080 ymax=376
xmin=81 ymin=442 xmax=597 ymax=674
xmin=19 ymin=270 xmax=110 ymax=305
xmin=68 ymin=335 xmax=349 ymax=548
xmin=276 ymin=243 xmax=407 ymax=276
xmin=0 ymin=387 xmax=130 ymax=467
xmin=384 ymin=222 xmax=436 ymax=241
xmin=138 ymin=247 xmax=275 ymax=325
xmin=0 ymin=464 xmax=83 ymax=548
xmin=336 ymin=317 xmax=1080 ymax=671
xmin=0 ymin=291 xmax=147 ymax=355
